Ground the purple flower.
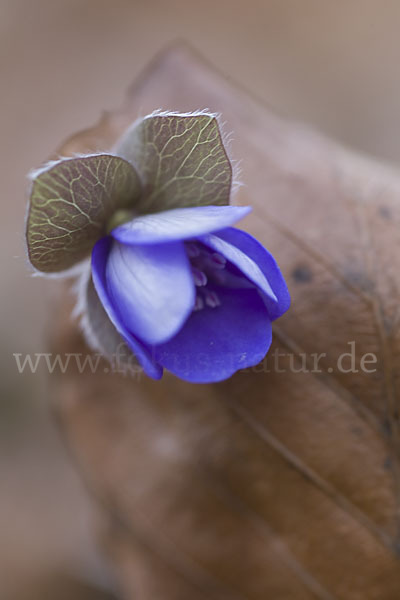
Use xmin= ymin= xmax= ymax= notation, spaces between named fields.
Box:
xmin=91 ymin=204 xmax=290 ymax=383
xmin=26 ymin=112 xmax=291 ymax=383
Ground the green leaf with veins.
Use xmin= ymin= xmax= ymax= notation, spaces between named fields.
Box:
xmin=26 ymin=154 xmax=141 ymax=272
xmin=114 ymin=113 xmax=232 ymax=214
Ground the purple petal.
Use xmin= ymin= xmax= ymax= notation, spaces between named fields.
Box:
xmin=111 ymin=205 xmax=252 ymax=245
xmin=153 ymin=287 xmax=272 ymax=383
xmin=91 ymin=237 xmax=163 ymax=379
xmin=200 ymin=232 xmax=278 ymax=302
xmin=206 ymin=228 xmax=290 ymax=321
xmin=106 ymin=239 xmax=195 ymax=345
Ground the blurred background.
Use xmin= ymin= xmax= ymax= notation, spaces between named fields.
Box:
xmin=3 ymin=0 xmax=400 ymax=597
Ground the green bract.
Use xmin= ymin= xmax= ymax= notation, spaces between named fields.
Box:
xmin=26 ymin=154 xmax=141 ymax=272
xmin=26 ymin=112 xmax=232 ymax=273
xmin=115 ymin=113 xmax=232 ymax=213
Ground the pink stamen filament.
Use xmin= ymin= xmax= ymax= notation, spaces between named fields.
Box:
xmin=194 ymin=296 xmax=204 ymax=311
xmin=191 ymin=267 xmax=207 ymax=287
xmin=203 ymin=290 xmax=221 ymax=308
xmin=210 ymin=252 xmax=226 ymax=268
xmin=185 ymin=242 xmax=227 ymax=312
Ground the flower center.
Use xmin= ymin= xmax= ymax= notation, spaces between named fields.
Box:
xmin=185 ymin=242 xmax=227 ymax=311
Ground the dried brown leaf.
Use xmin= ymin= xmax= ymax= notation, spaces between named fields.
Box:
xmin=51 ymin=44 xmax=400 ymax=599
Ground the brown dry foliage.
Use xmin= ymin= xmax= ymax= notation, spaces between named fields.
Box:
xmin=51 ymin=44 xmax=400 ymax=599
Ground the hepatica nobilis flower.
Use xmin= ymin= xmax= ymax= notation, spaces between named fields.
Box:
xmin=26 ymin=111 xmax=290 ymax=383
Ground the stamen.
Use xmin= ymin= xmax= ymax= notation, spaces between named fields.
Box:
xmin=191 ymin=267 xmax=207 ymax=287
xmin=186 ymin=243 xmax=226 ymax=312
xmin=210 ymin=252 xmax=226 ymax=269
xmin=194 ymin=296 xmax=204 ymax=311
xmin=185 ymin=242 xmax=201 ymax=258
xmin=204 ymin=290 xmax=221 ymax=308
